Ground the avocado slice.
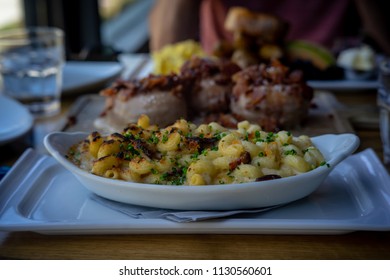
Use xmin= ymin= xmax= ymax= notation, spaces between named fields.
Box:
xmin=285 ymin=40 xmax=335 ymax=70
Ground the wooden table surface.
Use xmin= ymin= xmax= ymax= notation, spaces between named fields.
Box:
xmin=1 ymin=83 xmax=390 ymax=260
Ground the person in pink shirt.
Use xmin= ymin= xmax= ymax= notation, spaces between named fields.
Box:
xmin=200 ymin=0 xmax=353 ymax=53
xmin=149 ymin=0 xmax=390 ymax=55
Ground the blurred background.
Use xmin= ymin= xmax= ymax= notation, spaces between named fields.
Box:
xmin=1 ymin=0 xmax=389 ymax=81
xmin=0 ymin=0 xmax=154 ymax=60
xmin=2 ymin=0 xmax=389 ymax=59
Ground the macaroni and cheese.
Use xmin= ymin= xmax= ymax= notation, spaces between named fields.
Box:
xmin=67 ymin=115 xmax=326 ymax=186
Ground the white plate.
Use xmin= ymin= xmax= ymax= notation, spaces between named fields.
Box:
xmin=43 ymin=131 xmax=359 ymax=211
xmin=0 ymin=95 xmax=33 ymax=145
xmin=62 ymin=61 xmax=123 ymax=94
xmin=0 ymin=148 xmax=389 ymax=234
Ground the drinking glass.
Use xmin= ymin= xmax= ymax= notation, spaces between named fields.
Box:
xmin=378 ymin=57 xmax=390 ymax=164
xmin=0 ymin=27 xmax=64 ymax=117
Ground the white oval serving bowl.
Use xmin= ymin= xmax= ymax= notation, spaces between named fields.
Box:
xmin=44 ymin=132 xmax=359 ymax=210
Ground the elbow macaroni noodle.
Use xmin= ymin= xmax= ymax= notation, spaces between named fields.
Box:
xmin=67 ymin=115 xmax=326 ymax=186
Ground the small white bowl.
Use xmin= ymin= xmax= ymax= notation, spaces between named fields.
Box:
xmin=44 ymin=132 xmax=359 ymax=210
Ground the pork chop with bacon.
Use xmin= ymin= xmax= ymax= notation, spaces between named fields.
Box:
xmin=180 ymin=57 xmax=241 ymax=117
xmin=230 ymin=60 xmax=313 ymax=131
xmin=95 ymin=74 xmax=189 ymax=133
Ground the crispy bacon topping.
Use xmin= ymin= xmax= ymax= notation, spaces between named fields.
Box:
xmin=180 ymin=57 xmax=241 ymax=85
xmin=100 ymin=74 xmax=189 ymax=101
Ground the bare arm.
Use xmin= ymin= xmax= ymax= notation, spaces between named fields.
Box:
xmin=148 ymin=0 xmax=200 ymax=51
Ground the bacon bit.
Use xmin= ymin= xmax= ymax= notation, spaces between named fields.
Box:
xmin=187 ymin=139 xmax=200 ymax=152
xmin=229 ymin=151 xmax=251 ymax=171
xmin=187 ymin=136 xmax=218 ymax=152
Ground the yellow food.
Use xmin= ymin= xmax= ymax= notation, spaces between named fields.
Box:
xmin=152 ymin=40 xmax=207 ymax=74
xmin=67 ymin=115 xmax=326 ymax=186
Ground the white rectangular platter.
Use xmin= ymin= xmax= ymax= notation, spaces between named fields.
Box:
xmin=0 ymin=148 xmax=389 ymax=235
